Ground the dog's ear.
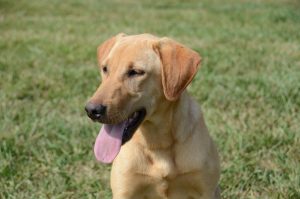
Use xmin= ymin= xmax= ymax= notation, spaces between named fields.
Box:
xmin=97 ymin=33 xmax=126 ymax=63
xmin=154 ymin=38 xmax=201 ymax=101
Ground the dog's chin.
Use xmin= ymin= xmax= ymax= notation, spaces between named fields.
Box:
xmin=96 ymin=108 xmax=146 ymax=145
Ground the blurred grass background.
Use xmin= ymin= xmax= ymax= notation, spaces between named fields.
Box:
xmin=0 ymin=0 xmax=299 ymax=198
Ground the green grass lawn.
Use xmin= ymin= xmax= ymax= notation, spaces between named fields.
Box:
xmin=1 ymin=0 xmax=299 ymax=198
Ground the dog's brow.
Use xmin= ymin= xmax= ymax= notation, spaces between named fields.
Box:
xmin=100 ymin=57 xmax=110 ymax=66
xmin=127 ymin=62 xmax=134 ymax=69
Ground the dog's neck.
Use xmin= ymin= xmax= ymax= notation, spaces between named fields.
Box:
xmin=134 ymin=92 xmax=202 ymax=149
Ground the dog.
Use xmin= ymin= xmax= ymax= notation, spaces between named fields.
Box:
xmin=85 ymin=33 xmax=220 ymax=199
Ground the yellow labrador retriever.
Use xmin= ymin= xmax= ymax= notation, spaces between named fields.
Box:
xmin=85 ymin=33 xmax=220 ymax=199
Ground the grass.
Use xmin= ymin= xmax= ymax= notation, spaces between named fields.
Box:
xmin=0 ymin=0 xmax=299 ymax=198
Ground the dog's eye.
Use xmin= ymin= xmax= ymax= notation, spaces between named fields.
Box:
xmin=102 ymin=66 xmax=108 ymax=73
xmin=127 ymin=69 xmax=145 ymax=77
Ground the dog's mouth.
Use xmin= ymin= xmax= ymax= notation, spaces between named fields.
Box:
xmin=122 ymin=108 xmax=147 ymax=144
xmin=94 ymin=108 xmax=146 ymax=164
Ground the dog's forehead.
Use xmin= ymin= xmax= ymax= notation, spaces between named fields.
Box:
xmin=105 ymin=36 xmax=159 ymax=70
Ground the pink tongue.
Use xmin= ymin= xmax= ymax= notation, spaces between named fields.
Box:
xmin=94 ymin=122 xmax=126 ymax=164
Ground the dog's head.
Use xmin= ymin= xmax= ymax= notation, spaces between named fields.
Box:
xmin=85 ymin=33 xmax=201 ymax=163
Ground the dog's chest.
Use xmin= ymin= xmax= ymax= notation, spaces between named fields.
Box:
xmin=137 ymin=149 xmax=203 ymax=198
xmin=112 ymin=137 xmax=206 ymax=199
xmin=145 ymin=148 xmax=177 ymax=177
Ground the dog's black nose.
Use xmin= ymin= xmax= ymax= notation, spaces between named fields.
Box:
xmin=85 ymin=102 xmax=107 ymax=119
